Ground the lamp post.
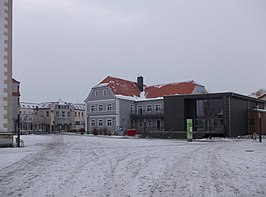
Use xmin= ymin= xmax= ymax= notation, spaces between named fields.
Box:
xmin=259 ymin=112 xmax=262 ymax=143
xmin=17 ymin=113 xmax=20 ymax=147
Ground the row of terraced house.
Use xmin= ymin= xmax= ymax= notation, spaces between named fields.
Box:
xmin=19 ymin=100 xmax=85 ymax=133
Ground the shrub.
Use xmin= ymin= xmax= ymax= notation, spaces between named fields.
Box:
xmin=92 ymin=127 xmax=98 ymax=135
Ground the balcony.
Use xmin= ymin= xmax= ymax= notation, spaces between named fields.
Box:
xmin=130 ymin=109 xmax=164 ymax=120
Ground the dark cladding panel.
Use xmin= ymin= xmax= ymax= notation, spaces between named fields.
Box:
xmin=230 ymin=97 xmax=249 ymax=137
xmin=164 ymin=96 xmax=185 ymax=131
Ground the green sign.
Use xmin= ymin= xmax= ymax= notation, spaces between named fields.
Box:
xmin=187 ymin=119 xmax=193 ymax=142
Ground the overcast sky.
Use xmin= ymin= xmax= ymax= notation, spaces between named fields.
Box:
xmin=13 ymin=0 xmax=266 ymax=103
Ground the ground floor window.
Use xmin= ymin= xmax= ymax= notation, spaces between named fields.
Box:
xmin=107 ymin=119 xmax=112 ymax=127
xmin=90 ymin=119 xmax=96 ymax=127
xmin=98 ymin=119 xmax=103 ymax=127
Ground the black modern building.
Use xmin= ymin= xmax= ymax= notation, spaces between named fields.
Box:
xmin=164 ymin=92 xmax=265 ymax=137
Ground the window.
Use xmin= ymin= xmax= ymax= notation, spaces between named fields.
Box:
xmin=46 ymin=111 xmax=49 ymax=117
xmin=62 ymin=111 xmax=65 ymax=117
xmin=155 ymin=104 xmax=161 ymax=112
xmin=78 ymin=112 xmax=80 ymax=117
xmin=95 ymin=90 xmax=99 ymax=96
xmin=107 ymin=104 xmax=112 ymax=111
xmin=81 ymin=112 xmax=83 ymax=117
xmin=98 ymin=119 xmax=103 ymax=127
xmin=90 ymin=119 xmax=96 ymax=127
xmin=139 ymin=120 xmax=143 ymax=127
xmin=56 ymin=111 xmax=59 ymax=117
xmin=98 ymin=104 xmax=104 ymax=111
xmin=138 ymin=106 xmax=143 ymax=115
xmin=68 ymin=112 xmax=70 ymax=117
xmin=58 ymin=105 xmax=61 ymax=109
xmin=91 ymin=105 xmax=96 ymax=112
xmin=103 ymin=89 xmax=107 ymax=95
xmin=147 ymin=105 xmax=153 ymax=112
xmin=148 ymin=120 xmax=152 ymax=127
xmin=107 ymin=119 xmax=112 ymax=127
xmin=75 ymin=112 xmax=77 ymax=117
xmin=130 ymin=104 xmax=134 ymax=114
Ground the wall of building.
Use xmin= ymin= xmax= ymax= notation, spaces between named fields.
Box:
xmin=0 ymin=0 xmax=12 ymax=133
xmin=164 ymin=96 xmax=185 ymax=131
xmin=164 ymin=93 xmax=266 ymax=138
xmin=229 ymin=97 xmax=249 ymax=137
xmin=118 ymin=99 xmax=135 ymax=132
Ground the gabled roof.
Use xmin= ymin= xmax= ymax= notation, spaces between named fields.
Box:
xmin=38 ymin=102 xmax=56 ymax=109
xmin=96 ymin=76 xmax=205 ymax=100
xmin=249 ymin=89 xmax=266 ymax=99
xmin=145 ymin=81 xmax=198 ymax=99
xmin=12 ymin=78 xmax=20 ymax=83
xmin=73 ymin=103 xmax=85 ymax=110
xmin=20 ymin=102 xmax=39 ymax=109
xmin=99 ymin=76 xmax=141 ymax=97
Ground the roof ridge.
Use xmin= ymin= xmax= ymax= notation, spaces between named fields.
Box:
xmin=146 ymin=80 xmax=196 ymax=88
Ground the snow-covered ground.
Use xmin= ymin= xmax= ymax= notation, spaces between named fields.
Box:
xmin=0 ymin=134 xmax=266 ymax=197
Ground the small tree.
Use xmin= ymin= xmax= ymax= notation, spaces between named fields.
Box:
xmin=92 ymin=127 xmax=98 ymax=135
xmin=102 ymin=127 xmax=108 ymax=135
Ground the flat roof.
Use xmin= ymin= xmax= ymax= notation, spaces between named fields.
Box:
xmin=164 ymin=92 xmax=266 ymax=104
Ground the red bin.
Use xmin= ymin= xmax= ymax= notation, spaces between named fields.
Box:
xmin=127 ymin=129 xmax=136 ymax=136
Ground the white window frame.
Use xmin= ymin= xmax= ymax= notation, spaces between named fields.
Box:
xmin=155 ymin=104 xmax=161 ymax=112
xmin=146 ymin=104 xmax=153 ymax=112
xmin=139 ymin=120 xmax=143 ymax=127
xmin=90 ymin=119 xmax=96 ymax=127
xmin=98 ymin=119 xmax=104 ymax=127
xmin=90 ymin=105 xmax=96 ymax=112
xmin=130 ymin=104 xmax=134 ymax=114
xmin=95 ymin=90 xmax=99 ymax=96
xmin=103 ymin=89 xmax=107 ymax=96
xmin=138 ymin=105 xmax=143 ymax=115
xmin=106 ymin=119 xmax=112 ymax=127
xmin=107 ymin=104 xmax=112 ymax=111
xmin=98 ymin=104 xmax=104 ymax=111
xmin=148 ymin=119 xmax=152 ymax=127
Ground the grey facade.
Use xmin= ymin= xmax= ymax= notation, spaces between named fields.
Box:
xmin=85 ymin=86 xmax=120 ymax=134
xmin=164 ymin=93 xmax=266 ymax=137
xmin=131 ymin=99 xmax=164 ymax=134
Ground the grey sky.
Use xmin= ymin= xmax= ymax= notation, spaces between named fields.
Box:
xmin=13 ymin=0 xmax=266 ymax=103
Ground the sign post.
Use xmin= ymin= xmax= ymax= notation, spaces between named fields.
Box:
xmin=187 ymin=119 xmax=193 ymax=142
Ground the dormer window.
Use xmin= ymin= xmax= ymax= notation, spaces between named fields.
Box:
xmin=103 ymin=89 xmax=107 ymax=96
xmin=95 ymin=90 xmax=99 ymax=96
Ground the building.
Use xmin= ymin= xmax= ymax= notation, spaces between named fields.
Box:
xmin=73 ymin=103 xmax=85 ymax=131
xmin=249 ymin=89 xmax=266 ymax=108
xmin=84 ymin=76 xmax=207 ymax=134
xmin=12 ymin=78 xmax=20 ymax=132
xmin=164 ymin=92 xmax=266 ymax=138
xmin=20 ymin=100 xmax=85 ymax=133
xmin=20 ymin=102 xmax=38 ymax=132
xmin=0 ymin=0 xmax=13 ymax=146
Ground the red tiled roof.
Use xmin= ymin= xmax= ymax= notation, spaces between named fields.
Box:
xmin=145 ymin=81 xmax=197 ymax=98
xmin=98 ymin=76 xmax=201 ymax=99
xmin=99 ymin=76 xmax=141 ymax=97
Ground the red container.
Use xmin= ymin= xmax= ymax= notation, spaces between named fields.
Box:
xmin=127 ymin=129 xmax=136 ymax=136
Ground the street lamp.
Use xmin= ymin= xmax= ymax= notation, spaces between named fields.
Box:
xmin=259 ymin=112 xmax=262 ymax=143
